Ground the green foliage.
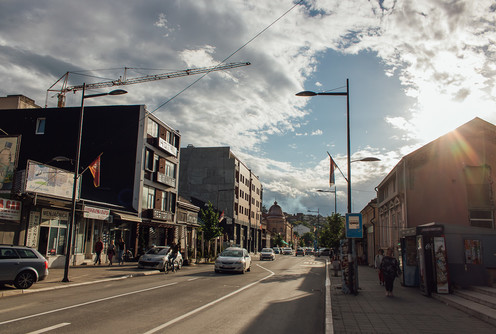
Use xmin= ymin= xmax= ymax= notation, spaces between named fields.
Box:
xmin=273 ymin=233 xmax=285 ymax=247
xmin=301 ymin=232 xmax=315 ymax=247
xmin=318 ymin=213 xmax=345 ymax=249
xmin=199 ymin=202 xmax=223 ymax=241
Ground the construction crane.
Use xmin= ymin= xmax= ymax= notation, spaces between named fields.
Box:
xmin=46 ymin=61 xmax=251 ymax=108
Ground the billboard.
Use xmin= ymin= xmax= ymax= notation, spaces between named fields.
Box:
xmin=345 ymin=213 xmax=363 ymax=238
xmin=0 ymin=136 xmax=21 ymax=191
xmin=25 ymin=160 xmax=76 ymax=199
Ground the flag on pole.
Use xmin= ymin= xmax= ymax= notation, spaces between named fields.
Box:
xmin=88 ymin=155 xmax=101 ymax=187
xmin=329 ymin=155 xmax=336 ymax=187
xmin=218 ymin=210 xmax=224 ymax=223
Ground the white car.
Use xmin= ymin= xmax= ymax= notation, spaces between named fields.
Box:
xmin=215 ymin=247 xmax=251 ymax=274
xmin=259 ymin=248 xmax=276 ymax=261
xmin=282 ymin=247 xmax=293 ymax=255
xmin=138 ymin=246 xmax=182 ymax=271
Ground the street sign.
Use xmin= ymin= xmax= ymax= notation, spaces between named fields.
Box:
xmin=346 ymin=213 xmax=363 ymax=238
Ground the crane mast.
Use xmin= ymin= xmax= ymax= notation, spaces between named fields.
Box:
xmin=46 ymin=62 xmax=251 ymax=107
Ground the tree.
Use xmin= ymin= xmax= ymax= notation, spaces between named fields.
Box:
xmin=318 ymin=213 xmax=345 ymax=249
xmin=273 ymin=233 xmax=284 ymax=247
xmin=301 ymin=232 xmax=315 ymax=247
xmin=199 ymin=202 xmax=223 ymax=259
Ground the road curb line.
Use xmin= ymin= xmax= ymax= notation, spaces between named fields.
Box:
xmin=0 ymin=270 xmax=161 ymax=298
xmin=325 ymin=259 xmax=334 ymax=334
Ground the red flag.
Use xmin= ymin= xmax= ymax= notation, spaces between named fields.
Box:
xmin=218 ymin=211 xmax=224 ymax=223
xmin=88 ymin=155 xmax=101 ymax=187
xmin=329 ymin=156 xmax=336 ymax=187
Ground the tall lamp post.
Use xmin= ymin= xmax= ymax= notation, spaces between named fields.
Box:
xmin=307 ymin=209 xmax=319 ymax=249
xmin=297 ymin=80 xmax=380 ymax=294
xmin=62 ymin=84 xmax=127 ymax=282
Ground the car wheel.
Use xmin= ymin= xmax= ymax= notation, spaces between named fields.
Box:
xmin=14 ymin=271 xmax=36 ymax=289
xmin=247 ymin=266 xmax=251 ymax=272
xmin=215 ymin=269 xmax=220 ymax=273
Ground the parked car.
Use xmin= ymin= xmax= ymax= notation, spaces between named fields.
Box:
xmin=0 ymin=245 xmax=49 ymax=289
xmin=282 ymin=247 xmax=293 ymax=255
xmin=138 ymin=246 xmax=183 ymax=271
xmin=273 ymin=247 xmax=281 ymax=254
xmin=305 ymin=247 xmax=315 ymax=255
xmin=317 ymin=248 xmax=332 ymax=257
xmin=260 ymin=248 xmax=276 ymax=261
xmin=215 ymin=247 xmax=251 ymax=274
xmin=295 ymin=248 xmax=306 ymax=256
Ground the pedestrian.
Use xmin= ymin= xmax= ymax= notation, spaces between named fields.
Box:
xmin=94 ymin=237 xmax=103 ymax=265
xmin=116 ymin=237 xmax=125 ymax=265
xmin=380 ymin=247 xmax=401 ymax=297
xmin=375 ymin=249 xmax=385 ymax=285
xmin=107 ymin=240 xmax=116 ymax=266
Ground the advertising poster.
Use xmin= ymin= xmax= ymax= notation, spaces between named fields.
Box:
xmin=25 ymin=160 xmax=75 ymax=199
xmin=0 ymin=136 xmax=20 ymax=191
xmin=26 ymin=211 xmax=41 ymax=248
xmin=433 ymin=237 xmax=449 ymax=294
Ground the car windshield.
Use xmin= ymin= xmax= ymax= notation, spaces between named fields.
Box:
xmin=261 ymin=248 xmax=272 ymax=253
xmin=146 ymin=247 xmax=170 ymax=255
xmin=220 ymin=249 xmax=243 ymax=257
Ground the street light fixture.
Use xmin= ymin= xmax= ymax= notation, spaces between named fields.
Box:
xmin=316 ymin=189 xmax=337 ymax=214
xmin=297 ymin=82 xmax=381 ymax=295
xmin=62 ymin=84 xmax=127 ymax=283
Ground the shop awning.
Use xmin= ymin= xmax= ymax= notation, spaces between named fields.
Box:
xmin=113 ymin=212 xmax=142 ymax=223
xmin=281 ymin=240 xmax=288 ymax=245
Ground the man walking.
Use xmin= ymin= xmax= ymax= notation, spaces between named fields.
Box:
xmin=94 ymin=237 xmax=103 ymax=265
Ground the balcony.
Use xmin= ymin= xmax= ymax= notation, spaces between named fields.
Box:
xmin=157 ymin=137 xmax=178 ymax=157
xmin=155 ymin=172 xmax=176 ymax=188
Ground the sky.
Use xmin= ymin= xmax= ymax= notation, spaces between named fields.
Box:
xmin=1 ymin=0 xmax=495 ymax=216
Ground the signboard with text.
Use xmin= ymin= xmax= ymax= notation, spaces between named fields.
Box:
xmin=25 ymin=160 xmax=75 ymax=199
xmin=346 ymin=213 xmax=363 ymax=238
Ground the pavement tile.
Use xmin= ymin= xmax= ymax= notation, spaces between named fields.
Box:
xmin=329 ymin=264 xmax=496 ymax=333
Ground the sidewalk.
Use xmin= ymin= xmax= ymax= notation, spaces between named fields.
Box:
xmin=328 ymin=265 xmax=496 ymax=333
xmin=0 ymin=262 xmax=162 ymax=298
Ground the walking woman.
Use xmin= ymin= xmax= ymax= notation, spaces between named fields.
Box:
xmin=107 ymin=240 xmax=116 ymax=266
xmin=380 ymin=247 xmax=401 ymax=296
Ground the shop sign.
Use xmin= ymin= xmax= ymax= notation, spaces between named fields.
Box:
xmin=42 ymin=208 xmax=70 ymax=221
xmin=153 ymin=209 xmax=172 ymax=221
xmin=0 ymin=198 xmax=21 ymax=221
xmin=83 ymin=205 xmax=110 ymax=220
xmin=26 ymin=211 xmax=40 ymax=248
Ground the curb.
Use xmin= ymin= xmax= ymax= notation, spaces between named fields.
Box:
xmin=0 ymin=270 xmax=161 ymax=298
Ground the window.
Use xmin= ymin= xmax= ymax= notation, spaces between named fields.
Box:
xmin=469 ymin=210 xmax=493 ymax=228
xmin=142 ymin=186 xmax=155 ymax=210
xmin=165 ymin=160 xmax=176 ymax=178
xmin=145 ymin=149 xmax=155 ymax=171
xmin=35 ymin=118 xmax=46 ymax=134
xmin=147 ymin=119 xmax=159 ymax=138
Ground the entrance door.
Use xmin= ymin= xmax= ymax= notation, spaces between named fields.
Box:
xmin=38 ymin=226 xmax=49 ymax=257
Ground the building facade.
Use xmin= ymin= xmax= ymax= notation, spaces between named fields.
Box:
xmin=1 ymin=104 xmax=182 ymax=267
xmin=178 ymin=146 xmax=263 ymax=252
xmin=266 ymin=201 xmax=293 ymax=246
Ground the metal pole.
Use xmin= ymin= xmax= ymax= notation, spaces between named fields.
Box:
xmin=63 ymin=83 xmax=86 ymax=282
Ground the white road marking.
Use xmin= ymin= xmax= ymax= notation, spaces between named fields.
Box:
xmin=143 ymin=265 xmax=275 ymax=334
xmin=0 ymin=282 xmax=178 ymax=326
xmin=26 ymin=322 xmax=70 ymax=334
xmin=187 ymin=277 xmax=199 ymax=281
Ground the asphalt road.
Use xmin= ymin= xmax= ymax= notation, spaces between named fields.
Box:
xmin=0 ymin=255 xmax=326 ymax=334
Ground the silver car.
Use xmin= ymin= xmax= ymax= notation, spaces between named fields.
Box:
xmin=0 ymin=245 xmax=49 ymax=289
xmin=259 ymin=248 xmax=275 ymax=261
xmin=138 ymin=246 xmax=183 ymax=271
xmin=215 ymin=247 xmax=251 ymax=274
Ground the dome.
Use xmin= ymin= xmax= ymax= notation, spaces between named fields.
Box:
xmin=267 ymin=201 xmax=284 ymax=218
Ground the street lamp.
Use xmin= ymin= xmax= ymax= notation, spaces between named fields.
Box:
xmin=316 ymin=189 xmax=337 ymax=214
xmin=62 ymin=84 xmax=127 ymax=282
xmin=307 ymin=209 xmax=320 ymax=250
xmin=297 ymin=82 xmax=381 ymax=295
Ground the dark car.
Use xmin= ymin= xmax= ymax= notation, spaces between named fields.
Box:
xmin=295 ymin=248 xmax=306 ymax=256
xmin=317 ymin=248 xmax=332 ymax=257
xmin=0 ymin=245 xmax=49 ymax=289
